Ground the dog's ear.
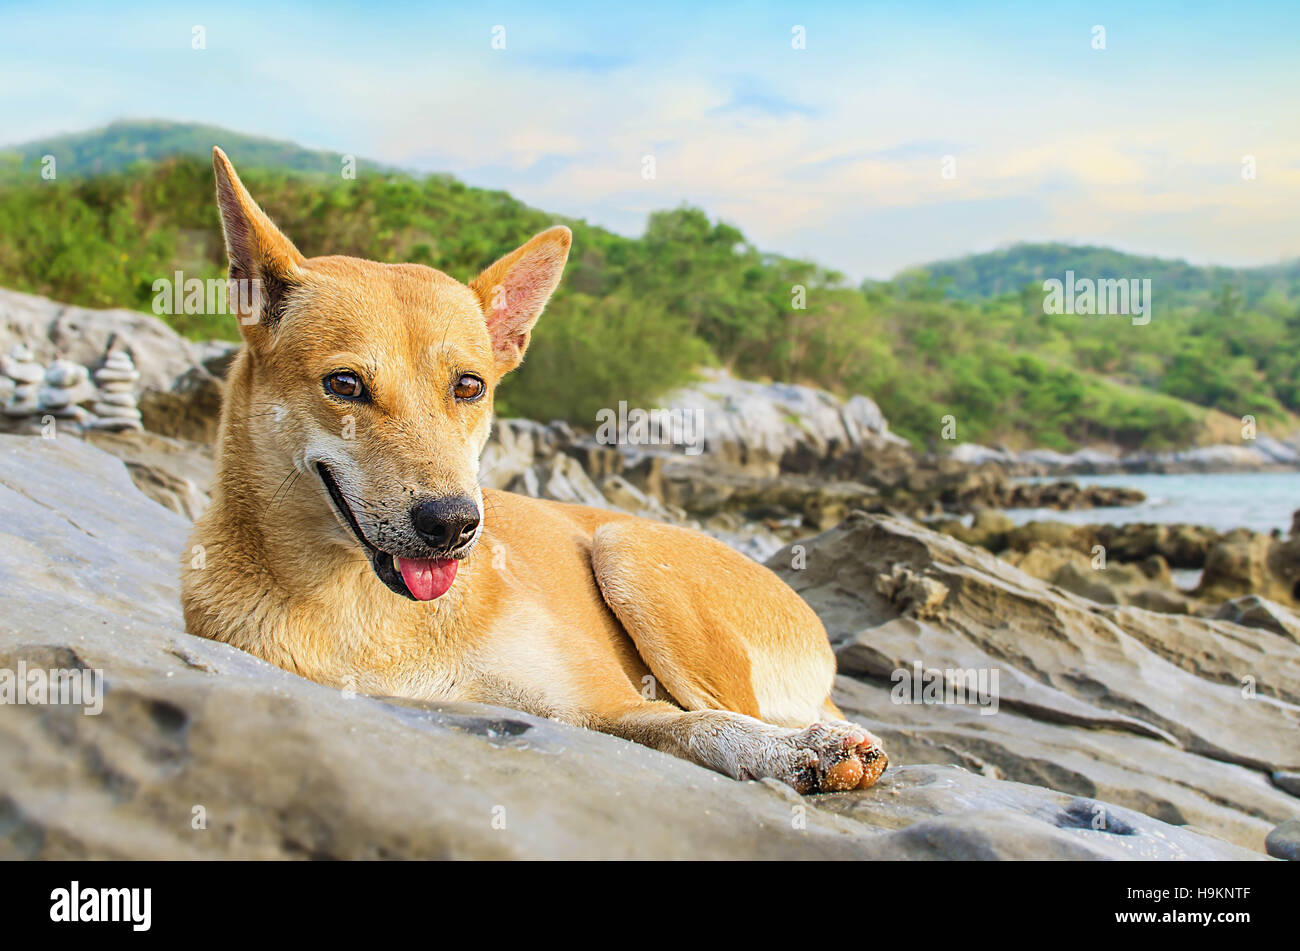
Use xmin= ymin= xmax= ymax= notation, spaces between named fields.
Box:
xmin=212 ymin=147 xmax=304 ymax=346
xmin=469 ymin=226 xmax=571 ymax=374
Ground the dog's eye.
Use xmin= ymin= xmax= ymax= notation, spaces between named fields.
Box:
xmin=324 ymin=371 xmax=366 ymax=400
xmin=453 ymin=374 xmax=485 ymax=402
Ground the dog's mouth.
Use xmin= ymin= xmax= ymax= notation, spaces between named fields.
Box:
xmin=315 ymin=462 xmax=463 ymax=602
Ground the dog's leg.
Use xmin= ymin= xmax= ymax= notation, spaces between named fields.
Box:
xmin=598 ymin=700 xmax=887 ymax=793
xmin=590 ymin=518 xmax=888 ymax=791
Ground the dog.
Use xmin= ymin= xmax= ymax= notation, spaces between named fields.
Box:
xmin=181 ymin=147 xmax=888 ymax=794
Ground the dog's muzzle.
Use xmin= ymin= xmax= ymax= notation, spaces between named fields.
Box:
xmin=315 ymin=463 xmax=477 ymax=601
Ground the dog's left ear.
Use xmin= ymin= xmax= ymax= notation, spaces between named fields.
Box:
xmin=469 ymin=226 xmax=571 ymax=374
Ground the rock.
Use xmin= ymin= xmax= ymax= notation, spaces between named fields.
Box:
xmin=0 ymin=343 xmax=43 ymax=384
xmin=1128 ymin=588 xmax=1193 ymax=615
xmin=945 ymin=509 xmax=1014 ymax=550
xmin=655 ymin=461 xmax=878 ymax=533
xmin=42 ymin=358 xmax=88 ymax=388
xmin=1197 ymin=530 xmax=1299 ymax=607
xmin=121 ymin=460 xmax=209 ymax=520
xmin=951 ymin=440 xmax=1300 ymax=475
xmin=598 ymin=474 xmax=659 ymax=515
xmin=1265 ymin=819 xmax=1300 ymax=860
xmin=1271 ymin=771 xmax=1300 ymax=797
xmin=137 ymin=364 xmax=225 ymax=443
xmin=0 ymin=288 xmax=224 ymax=442
xmin=2 ymin=343 xmax=42 ymax=418
xmin=0 ymin=287 xmax=203 ymax=396
xmin=874 ymin=564 xmax=950 ymax=619
xmin=1213 ymin=596 xmax=1300 ymax=643
xmin=0 ymin=433 xmax=1263 ymax=859
xmin=96 ymin=390 xmax=138 ymax=407
xmin=770 ymin=512 xmax=1300 ymax=853
xmin=1002 ymin=544 xmax=1091 ymax=577
xmin=1001 ymin=480 xmax=1145 ymax=511
xmin=1005 ymin=520 xmax=1094 ymax=552
xmin=91 ymin=404 xmax=143 ymax=420
xmin=1002 ymin=547 xmax=1193 ymax=615
xmin=813 ymin=765 xmax=1258 ymax=859
xmin=1097 ymin=522 xmax=1220 ymax=568
xmin=89 ymin=347 xmax=143 ymax=433
xmin=948 ymin=443 xmax=1017 ymax=467
xmin=82 ymin=429 xmax=214 ymax=496
xmin=661 ymin=368 xmax=907 ymax=477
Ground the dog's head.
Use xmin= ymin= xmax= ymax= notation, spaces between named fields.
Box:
xmin=210 ymin=147 xmax=569 ymax=602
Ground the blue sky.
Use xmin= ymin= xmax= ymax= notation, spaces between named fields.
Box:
xmin=2 ymin=0 xmax=1297 ymax=278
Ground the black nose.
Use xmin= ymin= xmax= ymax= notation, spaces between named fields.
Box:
xmin=410 ymin=496 xmax=480 ymax=551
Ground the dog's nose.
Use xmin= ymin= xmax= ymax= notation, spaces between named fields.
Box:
xmin=410 ymin=496 xmax=480 ymax=551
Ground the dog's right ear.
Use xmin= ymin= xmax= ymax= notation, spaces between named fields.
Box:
xmin=212 ymin=146 xmax=304 ymax=346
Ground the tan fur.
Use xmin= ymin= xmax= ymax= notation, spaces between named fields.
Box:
xmin=182 ymin=148 xmax=888 ymax=793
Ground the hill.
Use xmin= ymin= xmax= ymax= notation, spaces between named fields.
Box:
xmin=1 ymin=120 xmax=1296 ymax=450
xmin=0 ymin=119 xmax=398 ymax=179
xmin=908 ymin=241 xmax=1300 ymax=309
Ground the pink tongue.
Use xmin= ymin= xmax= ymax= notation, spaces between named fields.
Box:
xmin=396 ymin=557 xmax=458 ymax=601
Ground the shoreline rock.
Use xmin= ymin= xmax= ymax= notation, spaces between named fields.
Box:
xmin=0 ymin=434 xmax=1270 ymax=859
xmin=950 ymin=439 xmax=1300 ymax=475
xmin=769 ymin=511 xmax=1300 ymax=853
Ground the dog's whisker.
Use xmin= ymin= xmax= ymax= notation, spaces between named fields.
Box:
xmin=269 ymin=468 xmax=298 ymax=507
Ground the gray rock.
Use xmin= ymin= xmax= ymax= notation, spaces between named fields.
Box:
xmin=92 ymin=403 xmax=143 ymax=420
xmin=770 ymin=512 xmax=1300 ymax=853
xmin=95 ymin=390 xmax=138 ymax=408
xmin=0 ymin=287 xmax=198 ymax=395
xmin=0 ymin=434 xmax=1261 ymax=859
xmin=1271 ymin=771 xmax=1300 ymax=797
xmin=1214 ymin=595 xmax=1300 ymax=643
xmin=662 ymin=368 xmax=907 ymax=476
xmin=44 ymin=359 xmax=88 ymax=388
xmin=1265 ymin=819 xmax=1300 ymax=860
xmin=0 ymin=288 xmax=222 ymax=442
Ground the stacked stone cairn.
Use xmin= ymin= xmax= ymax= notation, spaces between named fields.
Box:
xmin=2 ymin=344 xmax=43 ymax=420
xmin=38 ymin=358 xmax=94 ymax=425
xmin=90 ymin=345 xmax=144 ymax=432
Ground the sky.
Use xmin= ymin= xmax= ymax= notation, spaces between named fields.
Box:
xmin=1 ymin=0 xmax=1298 ymax=280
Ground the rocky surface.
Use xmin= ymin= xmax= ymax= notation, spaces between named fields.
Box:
xmin=0 ymin=434 xmax=1274 ymax=859
xmin=0 ymin=287 xmax=226 ymax=442
xmin=770 ymin=513 xmax=1300 ymax=854
xmin=933 ymin=515 xmax=1300 ymax=615
xmin=659 ymin=367 xmax=907 ymax=475
xmin=1266 ymin=819 xmax=1300 ymax=860
xmin=950 ymin=437 xmax=1300 ymax=474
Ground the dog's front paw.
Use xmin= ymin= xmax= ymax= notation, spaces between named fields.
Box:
xmin=763 ymin=722 xmax=889 ymax=794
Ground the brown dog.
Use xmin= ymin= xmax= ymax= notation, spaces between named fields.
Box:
xmin=181 ymin=147 xmax=888 ymax=793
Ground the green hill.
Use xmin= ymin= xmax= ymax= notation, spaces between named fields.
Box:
xmin=0 ymin=119 xmax=398 ymax=179
xmin=1 ymin=120 xmax=1296 ymax=450
xmin=908 ymin=242 xmax=1300 ymax=310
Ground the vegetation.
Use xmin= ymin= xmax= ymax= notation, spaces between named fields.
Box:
xmin=1 ymin=122 xmax=1296 ymax=449
xmin=0 ymin=119 xmax=396 ymax=179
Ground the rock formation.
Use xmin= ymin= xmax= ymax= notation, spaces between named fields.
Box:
xmin=36 ymin=358 xmax=94 ymax=424
xmin=0 ymin=435 xmax=1272 ymax=859
xmin=769 ymin=512 xmax=1299 ymax=854
xmin=90 ymin=345 xmax=144 ymax=432
xmin=1 ymin=343 xmax=42 ymax=419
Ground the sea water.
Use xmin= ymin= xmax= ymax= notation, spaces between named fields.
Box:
xmin=1006 ymin=471 xmax=1298 ymax=535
